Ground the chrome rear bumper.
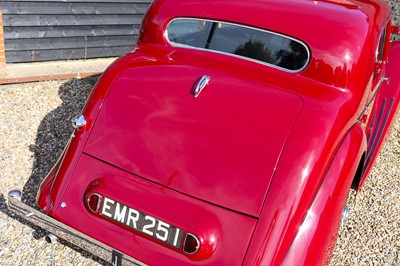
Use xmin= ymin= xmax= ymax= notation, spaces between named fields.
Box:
xmin=7 ymin=190 xmax=146 ymax=266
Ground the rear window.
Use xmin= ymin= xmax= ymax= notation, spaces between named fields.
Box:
xmin=166 ymin=18 xmax=310 ymax=72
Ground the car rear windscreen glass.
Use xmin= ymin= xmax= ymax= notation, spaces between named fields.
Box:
xmin=167 ymin=18 xmax=309 ymax=72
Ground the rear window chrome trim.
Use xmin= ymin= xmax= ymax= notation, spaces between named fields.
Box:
xmin=165 ymin=17 xmax=311 ymax=73
xmin=375 ymin=23 xmax=388 ymax=63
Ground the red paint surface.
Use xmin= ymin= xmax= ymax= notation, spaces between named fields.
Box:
xmin=36 ymin=0 xmax=399 ymax=265
xmin=84 ymin=65 xmax=303 ymax=217
xmin=55 ymin=154 xmax=256 ymax=265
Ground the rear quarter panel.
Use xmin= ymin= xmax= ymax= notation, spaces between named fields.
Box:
xmin=360 ymin=41 xmax=400 ymax=187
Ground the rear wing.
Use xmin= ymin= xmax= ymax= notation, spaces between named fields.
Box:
xmin=391 ymin=25 xmax=400 ymax=39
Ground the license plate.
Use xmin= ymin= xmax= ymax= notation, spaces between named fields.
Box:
xmin=101 ymin=197 xmax=184 ymax=249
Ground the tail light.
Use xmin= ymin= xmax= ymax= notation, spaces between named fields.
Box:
xmin=86 ymin=193 xmax=102 ymax=213
xmin=183 ymin=233 xmax=200 ymax=254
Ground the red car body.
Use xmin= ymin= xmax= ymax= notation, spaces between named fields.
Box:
xmin=8 ymin=0 xmax=400 ymax=265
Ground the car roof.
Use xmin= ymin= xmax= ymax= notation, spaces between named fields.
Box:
xmin=141 ymin=0 xmax=390 ymax=89
xmin=146 ymin=0 xmax=389 ymax=43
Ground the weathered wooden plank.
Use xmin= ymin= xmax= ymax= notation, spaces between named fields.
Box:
xmin=2 ymin=14 xmax=144 ymax=26
xmin=4 ymin=25 xmax=140 ymax=39
xmin=1 ymin=2 xmax=150 ymax=15
xmin=2 ymin=0 xmax=153 ymax=62
xmin=6 ymin=46 xmax=133 ymax=63
xmin=5 ymin=36 xmax=138 ymax=51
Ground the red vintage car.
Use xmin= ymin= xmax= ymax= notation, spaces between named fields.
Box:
xmin=8 ymin=0 xmax=400 ymax=265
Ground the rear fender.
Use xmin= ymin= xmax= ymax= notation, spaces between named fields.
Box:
xmin=282 ymin=124 xmax=366 ymax=265
xmin=36 ymin=53 xmax=135 ymax=214
xmin=391 ymin=26 xmax=400 ymax=35
xmin=360 ymin=41 xmax=400 ymax=187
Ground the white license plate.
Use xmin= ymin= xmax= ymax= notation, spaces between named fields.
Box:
xmin=101 ymin=197 xmax=184 ymax=249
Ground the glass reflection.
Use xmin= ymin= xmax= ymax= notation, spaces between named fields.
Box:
xmin=167 ymin=19 xmax=309 ymax=71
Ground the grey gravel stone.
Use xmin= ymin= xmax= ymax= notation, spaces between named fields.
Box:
xmin=0 ymin=79 xmax=103 ymax=266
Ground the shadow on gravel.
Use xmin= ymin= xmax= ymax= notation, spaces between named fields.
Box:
xmin=1 ymin=76 xmax=111 ymax=265
xmin=21 ymin=77 xmax=97 ymax=206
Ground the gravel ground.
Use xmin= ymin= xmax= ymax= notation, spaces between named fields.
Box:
xmin=0 ymin=79 xmax=103 ymax=265
xmin=1 ymin=1 xmax=400 ymax=264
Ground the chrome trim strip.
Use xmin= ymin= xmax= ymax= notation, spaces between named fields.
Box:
xmin=365 ymin=97 xmax=394 ymax=170
xmin=375 ymin=23 xmax=388 ymax=63
xmin=8 ymin=190 xmax=147 ymax=266
xmin=367 ymin=98 xmax=387 ymax=158
xmin=165 ymin=18 xmax=311 ymax=73
xmin=382 ymin=76 xmax=390 ymax=84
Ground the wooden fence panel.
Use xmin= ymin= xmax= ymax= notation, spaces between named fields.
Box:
xmin=1 ymin=0 xmax=152 ymax=63
xmin=0 ymin=13 xmax=5 ymax=66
